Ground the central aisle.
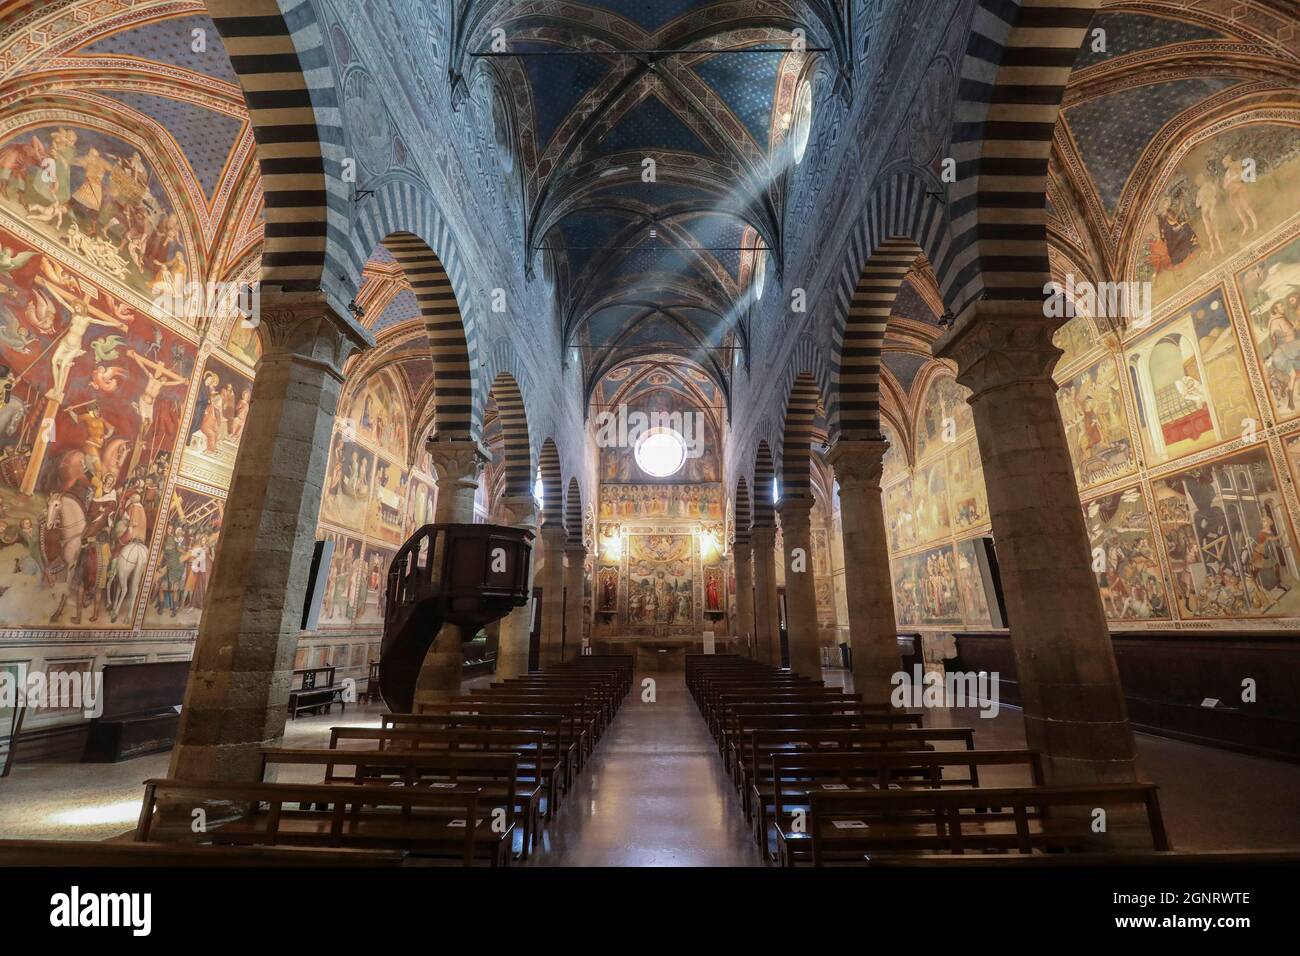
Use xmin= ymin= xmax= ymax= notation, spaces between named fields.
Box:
xmin=530 ymin=668 xmax=763 ymax=866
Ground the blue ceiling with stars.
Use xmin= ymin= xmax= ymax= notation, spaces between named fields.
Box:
xmin=485 ymin=0 xmax=816 ymax=391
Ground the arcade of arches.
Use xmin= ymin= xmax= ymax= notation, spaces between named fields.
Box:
xmin=0 ymin=0 xmax=1297 ymax=869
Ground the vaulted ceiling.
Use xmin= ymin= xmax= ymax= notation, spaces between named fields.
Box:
xmin=455 ymin=1 xmax=851 ymax=400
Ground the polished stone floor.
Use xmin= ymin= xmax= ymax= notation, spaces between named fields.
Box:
xmin=524 ymin=668 xmax=762 ymax=866
xmin=1 ymin=666 xmax=1298 ymax=861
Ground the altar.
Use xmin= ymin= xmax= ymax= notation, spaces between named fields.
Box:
xmin=589 ymin=635 xmax=742 ymax=671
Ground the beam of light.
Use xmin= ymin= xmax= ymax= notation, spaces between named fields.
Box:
xmin=49 ymin=800 xmax=143 ymax=826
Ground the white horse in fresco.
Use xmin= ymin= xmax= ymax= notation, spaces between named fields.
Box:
xmin=107 ymin=540 xmax=149 ymax=622
xmin=41 ymin=492 xmax=86 ymax=579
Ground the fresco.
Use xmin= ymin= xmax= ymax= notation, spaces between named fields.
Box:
xmin=597 ymin=564 xmax=619 ymax=612
xmin=1237 ymin=233 xmax=1300 ymax=421
xmin=142 ymin=486 xmax=222 ymax=627
xmin=892 ymin=543 xmax=962 ymax=627
xmin=953 ymin=537 xmax=993 ymax=627
xmin=0 ymin=233 xmax=194 ymax=628
xmin=1125 ymin=288 xmax=1256 ymax=466
xmin=178 ymin=354 xmax=250 ymax=487
xmin=880 ymin=423 xmax=905 ymax=484
xmin=1053 ymin=312 xmax=1102 ymax=370
xmin=316 ymin=531 xmax=389 ymax=628
xmin=625 ymin=533 xmax=694 ymax=626
xmin=1084 ymin=487 xmax=1170 ymax=621
xmin=884 ymin=479 xmax=916 ymax=552
xmin=703 ymin=565 xmax=724 ymax=613
xmin=342 ymin=370 xmax=408 ymax=461
xmin=225 ymin=318 xmax=261 ymax=368
xmin=1152 ymin=447 xmax=1300 ymax=619
xmin=946 ymin=440 xmax=988 ymax=533
xmin=321 ymin=433 xmax=375 ymax=529
xmin=405 ymin=472 xmax=436 ymax=529
xmin=1137 ymin=122 xmax=1300 ymax=306
xmin=598 ymin=385 xmax=720 ymax=483
xmin=309 ymin=365 xmax=429 ymax=632
xmin=914 ymin=374 xmax=973 ymax=462
xmin=1057 ymin=355 xmax=1135 ymax=489
xmin=0 ymin=125 xmax=186 ymax=300
xmin=365 ymin=453 xmax=408 ymax=546
xmin=912 ymin=460 xmax=950 ymax=545
xmin=598 ymin=482 xmax=722 ymax=519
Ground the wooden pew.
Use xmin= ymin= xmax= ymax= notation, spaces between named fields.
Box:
xmin=766 ymin=749 xmax=1044 ymax=862
xmin=0 ymin=839 xmax=404 ymax=867
xmin=492 ymin=677 xmax=617 ymax=732
xmin=451 ymin=693 xmax=601 ymax=766
xmin=258 ymin=746 xmax=526 ymax=859
xmin=324 ymin=727 xmax=546 ymax=858
xmin=382 ymin=712 xmax=567 ymax=816
xmin=736 ymin=726 xmax=978 ymax=823
xmin=706 ymin=690 xmax=861 ymax=741
xmin=720 ymin=706 xmax=924 ymax=770
xmin=412 ymin=703 xmax=582 ymax=795
xmin=136 ymin=778 xmax=506 ymax=866
xmin=792 ymin=783 xmax=1170 ymax=866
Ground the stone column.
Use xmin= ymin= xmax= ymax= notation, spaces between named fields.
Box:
xmin=828 ymin=438 xmax=898 ymax=706
xmin=732 ymin=541 xmax=756 ymax=657
xmin=413 ymin=439 xmax=488 ymax=707
xmin=936 ymin=301 xmax=1137 ymax=785
xmin=563 ymin=543 xmax=587 ymax=661
xmin=170 ymin=294 xmax=370 ymax=782
xmin=490 ymin=495 xmax=537 ymax=680
xmin=778 ymin=497 xmax=823 ymax=679
xmin=750 ymin=526 xmax=781 ymax=667
xmin=537 ymin=524 xmax=567 ymax=668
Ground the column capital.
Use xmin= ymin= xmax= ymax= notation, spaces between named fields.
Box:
xmin=732 ymin=541 xmax=753 ymax=559
xmin=933 ymin=299 xmax=1063 ymax=399
xmin=427 ymin=438 xmax=489 ymax=485
xmin=827 ymin=438 xmax=888 ymax=490
xmin=493 ymin=494 xmax=537 ymax=528
xmin=564 ymin=541 xmax=587 ymax=558
xmin=255 ymin=291 xmax=373 ymax=379
xmin=750 ymin=525 xmax=777 ymax=549
xmin=539 ymin=523 xmax=568 ymax=545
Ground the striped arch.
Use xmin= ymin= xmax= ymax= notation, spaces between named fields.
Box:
xmin=781 ymin=373 xmax=823 ymax=500
xmin=564 ymin=478 xmax=584 ymax=546
xmin=779 ymin=336 xmax=834 ymax=434
xmin=752 ymin=441 xmax=776 ymax=529
xmin=947 ymin=0 xmax=1100 ymax=320
xmin=831 ymin=173 xmax=951 ymax=439
xmin=487 ymin=373 xmax=532 ymax=499
xmin=208 ymin=0 xmax=350 ymax=297
xmin=733 ymin=477 xmax=752 ymax=545
xmin=349 ymin=180 xmax=482 ymax=442
xmin=478 ymin=338 xmax=532 ymax=445
xmin=538 ymin=439 xmax=563 ymax=528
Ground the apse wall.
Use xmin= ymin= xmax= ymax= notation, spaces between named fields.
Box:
xmin=591 ymin=362 xmax=729 ymax=640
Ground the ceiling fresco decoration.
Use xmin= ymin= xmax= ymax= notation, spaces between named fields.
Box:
xmin=454 ymin=0 xmax=847 ymax=397
xmin=1050 ymin=0 xmax=1296 ymax=279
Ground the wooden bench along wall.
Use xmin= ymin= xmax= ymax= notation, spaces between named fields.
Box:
xmin=287 ymin=666 xmax=348 ymax=720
